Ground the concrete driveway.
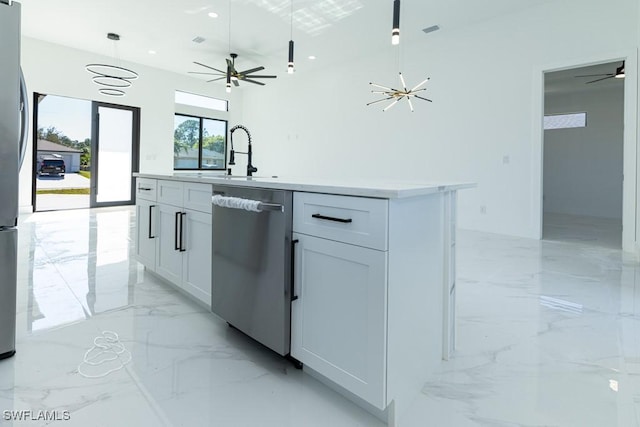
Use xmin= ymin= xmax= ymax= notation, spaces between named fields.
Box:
xmin=36 ymin=173 xmax=90 ymax=190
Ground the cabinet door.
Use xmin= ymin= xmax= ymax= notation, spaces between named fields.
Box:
xmin=291 ymin=233 xmax=388 ymax=409
xmin=155 ymin=204 xmax=183 ymax=285
xmin=135 ymin=199 xmax=157 ymax=269
xmin=181 ymin=209 xmax=212 ymax=307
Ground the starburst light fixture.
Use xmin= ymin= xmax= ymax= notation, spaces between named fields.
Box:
xmin=367 ymin=72 xmax=432 ymax=112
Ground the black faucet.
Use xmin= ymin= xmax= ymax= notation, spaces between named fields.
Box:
xmin=228 ymin=125 xmax=258 ymax=177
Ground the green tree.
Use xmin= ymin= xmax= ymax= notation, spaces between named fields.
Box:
xmin=203 ymin=134 xmax=225 ymax=154
xmin=174 ymin=119 xmax=199 ymax=156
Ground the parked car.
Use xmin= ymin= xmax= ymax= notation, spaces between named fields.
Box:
xmin=37 ymin=158 xmax=66 ymax=177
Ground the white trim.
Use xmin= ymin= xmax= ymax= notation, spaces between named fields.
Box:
xmin=532 ymin=50 xmax=638 ymax=252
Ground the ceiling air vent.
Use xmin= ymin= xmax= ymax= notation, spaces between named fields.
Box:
xmin=192 ymin=36 xmax=206 ymax=44
xmin=422 ymin=25 xmax=440 ymax=34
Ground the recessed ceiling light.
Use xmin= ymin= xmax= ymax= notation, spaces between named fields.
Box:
xmin=148 ymin=50 xmax=157 ymax=55
xmin=308 ymin=55 xmax=316 ymax=60
xmin=208 ymin=12 xmax=219 ymax=18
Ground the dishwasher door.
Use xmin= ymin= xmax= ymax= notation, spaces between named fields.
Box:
xmin=211 ymin=185 xmax=293 ymax=356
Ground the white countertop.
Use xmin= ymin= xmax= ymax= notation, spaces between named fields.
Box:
xmin=134 ymin=172 xmax=475 ymax=199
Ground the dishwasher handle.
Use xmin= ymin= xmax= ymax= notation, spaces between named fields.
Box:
xmin=212 ymin=195 xmax=284 ymax=212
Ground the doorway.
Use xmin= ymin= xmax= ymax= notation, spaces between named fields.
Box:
xmin=32 ymin=94 xmax=140 ymax=212
xmin=542 ymin=61 xmax=624 ymax=248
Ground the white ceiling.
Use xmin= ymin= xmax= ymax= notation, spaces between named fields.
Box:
xmin=19 ymin=0 xmax=548 ymax=80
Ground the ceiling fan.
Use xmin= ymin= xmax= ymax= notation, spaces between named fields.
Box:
xmin=189 ymin=53 xmax=277 ymax=87
xmin=574 ymin=61 xmax=625 ymax=84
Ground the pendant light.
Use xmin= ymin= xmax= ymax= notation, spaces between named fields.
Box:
xmin=391 ymin=0 xmax=400 ymax=45
xmin=86 ymin=33 xmax=138 ymax=97
xmin=288 ymin=0 xmax=295 ymax=74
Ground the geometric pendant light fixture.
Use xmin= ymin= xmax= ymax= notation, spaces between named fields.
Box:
xmin=85 ymin=33 xmax=138 ymax=97
xmin=391 ymin=0 xmax=400 ymax=45
xmin=368 ymin=1 xmax=432 ymax=112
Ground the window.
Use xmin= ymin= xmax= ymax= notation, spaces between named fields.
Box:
xmin=175 ymin=91 xmax=228 ymax=112
xmin=174 ymin=114 xmax=227 ymax=170
xmin=544 ymin=112 xmax=587 ymax=130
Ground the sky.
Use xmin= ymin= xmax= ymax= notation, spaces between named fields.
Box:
xmin=38 ymin=95 xmax=92 ymax=142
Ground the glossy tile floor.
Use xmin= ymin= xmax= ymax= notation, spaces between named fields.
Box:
xmin=1 ymin=207 xmax=640 ymax=426
xmin=543 ymin=212 xmax=622 ymax=249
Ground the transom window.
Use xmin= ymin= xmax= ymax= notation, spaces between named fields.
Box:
xmin=544 ymin=112 xmax=587 ymax=130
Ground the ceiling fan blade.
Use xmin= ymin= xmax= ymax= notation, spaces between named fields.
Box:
xmin=232 ymin=79 xmax=240 ymax=87
xmin=243 ymin=79 xmax=266 ymax=86
xmin=193 ymin=62 xmax=226 ymax=74
xmin=239 ymin=66 xmax=265 ymax=75
xmin=206 ymin=76 xmax=227 ymax=83
xmin=226 ymin=58 xmax=238 ymax=74
xmin=586 ymin=75 xmax=615 ymax=84
xmin=366 ymin=96 xmax=394 ymax=106
xmin=188 ymin=71 xmax=225 ymax=76
xmin=243 ymin=75 xmax=277 ymax=79
xmin=574 ymin=73 xmax=614 ymax=78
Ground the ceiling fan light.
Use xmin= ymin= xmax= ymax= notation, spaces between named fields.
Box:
xmin=226 ymin=83 xmax=231 ymax=93
xmin=615 ymin=61 xmax=625 ymax=78
xmin=392 ymin=0 xmax=400 ymax=45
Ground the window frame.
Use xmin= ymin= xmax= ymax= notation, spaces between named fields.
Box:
xmin=173 ymin=113 xmax=228 ymax=171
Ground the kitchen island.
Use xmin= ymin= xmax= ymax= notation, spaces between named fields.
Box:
xmin=133 ymin=172 xmax=473 ymax=427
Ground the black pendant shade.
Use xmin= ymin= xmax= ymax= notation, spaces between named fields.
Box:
xmin=392 ymin=0 xmax=400 ymax=45
xmin=288 ymin=40 xmax=295 ymax=74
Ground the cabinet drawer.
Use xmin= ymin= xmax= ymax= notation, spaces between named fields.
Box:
xmin=157 ymin=180 xmax=184 ymax=207
xmin=183 ymin=182 xmax=212 ymax=214
xmin=136 ymin=178 xmax=157 ymax=202
xmin=293 ymin=192 xmax=388 ymax=251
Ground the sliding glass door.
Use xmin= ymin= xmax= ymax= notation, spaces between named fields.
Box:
xmin=90 ymin=102 xmax=140 ymax=207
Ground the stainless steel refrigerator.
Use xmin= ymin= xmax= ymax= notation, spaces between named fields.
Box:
xmin=0 ymin=0 xmax=29 ymax=361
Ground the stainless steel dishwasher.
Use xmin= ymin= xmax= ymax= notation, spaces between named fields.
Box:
xmin=211 ymin=185 xmax=294 ymax=356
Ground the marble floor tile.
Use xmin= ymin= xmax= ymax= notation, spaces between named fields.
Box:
xmin=3 ymin=207 xmax=640 ymax=426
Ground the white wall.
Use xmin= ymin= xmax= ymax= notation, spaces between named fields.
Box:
xmin=240 ymin=0 xmax=639 ymax=238
xmin=543 ymin=87 xmax=624 ymax=219
xmin=19 ymin=37 xmax=243 ymax=209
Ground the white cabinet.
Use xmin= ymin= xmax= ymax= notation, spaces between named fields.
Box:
xmin=155 ymin=204 xmax=184 ymax=285
xmin=135 ymin=178 xmax=212 ymax=307
xmin=135 ymin=178 xmax=157 ymax=269
xmin=135 ymin=199 xmax=157 ymax=268
xmin=291 ymin=233 xmax=388 ymax=409
xmin=181 ymin=209 xmax=212 ymax=304
xmin=291 ymin=191 xmax=448 ymax=424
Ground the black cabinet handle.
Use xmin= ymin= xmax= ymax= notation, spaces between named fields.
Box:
xmin=174 ymin=212 xmax=180 ymax=251
xmin=291 ymin=239 xmax=299 ymax=302
xmin=139 ymin=187 xmax=152 ymax=191
xmin=312 ymin=214 xmax=353 ymax=224
xmin=180 ymin=212 xmax=187 ymax=252
xmin=148 ymin=205 xmax=156 ymax=239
